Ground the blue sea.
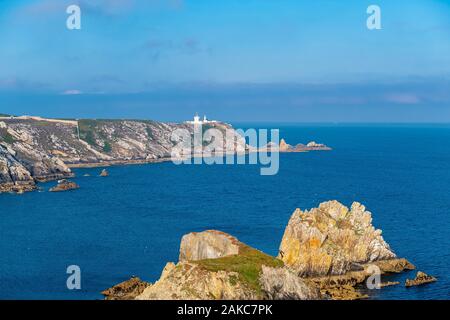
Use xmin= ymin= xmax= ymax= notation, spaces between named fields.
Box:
xmin=1 ymin=124 xmax=449 ymax=300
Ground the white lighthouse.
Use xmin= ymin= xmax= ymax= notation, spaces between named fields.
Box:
xmin=186 ymin=113 xmax=217 ymax=125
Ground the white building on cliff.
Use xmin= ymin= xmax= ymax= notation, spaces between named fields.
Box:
xmin=186 ymin=113 xmax=217 ymax=125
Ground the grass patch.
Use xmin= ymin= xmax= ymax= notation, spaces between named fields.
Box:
xmin=78 ymin=119 xmax=99 ymax=146
xmin=194 ymin=244 xmax=283 ymax=296
xmin=103 ymin=141 xmax=112 ymax=153
xmin=78 ymin=119 xmax=111 ymax=147
xmin=0 ymin=129 xmax=16 ymax=144
xmin=145 ymin=126 xmax=154 ymax=140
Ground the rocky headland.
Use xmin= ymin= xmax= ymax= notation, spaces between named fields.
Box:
xmin=102 ymin=201 xmax=419 ymax=300
xmin=0 ymin=117 xmax=191 ymax=194
xmin=0 ymin=116 xmax=330 ymax=194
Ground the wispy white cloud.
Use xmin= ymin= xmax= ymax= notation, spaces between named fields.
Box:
xmin=15 ymin=0 xmax=182 ymax=17
xmin=384 ymin=93 xmax=421 ymax=105
xmin=61 ymin=89 xmax=83 ymax=95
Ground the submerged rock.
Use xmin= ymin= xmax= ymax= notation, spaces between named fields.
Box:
xmin=49 ymin=179 xmax=79 ymax=192
xmin=405 ymin=271 xmax=437 ymax=287
xmin=101 ymin=277 xmax=150 ymax=300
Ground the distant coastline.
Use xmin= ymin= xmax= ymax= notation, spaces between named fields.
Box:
xmin=0 ymin=115 xmax=330 ymax=194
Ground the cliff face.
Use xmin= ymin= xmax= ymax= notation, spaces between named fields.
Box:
xmin=0 ymin=144 xmax=35 ymax=193
xmin=278 ymin=201 xmax=397 ymax=277
xmin=103 ymin=202 xmax=415 ymax=300
xmin=0 ymin=118 xmax=236 ymax=193
xmin=0 ymin=118 xmax=189 ymax=166
xmin=0 ymin=116 xmax=329 ymax=193
xmin=179 ymin=230 xmax=241 ymax=262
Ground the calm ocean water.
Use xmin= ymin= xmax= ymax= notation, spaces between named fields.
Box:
xmin=1 ymin=124 xmax=449 ymax=300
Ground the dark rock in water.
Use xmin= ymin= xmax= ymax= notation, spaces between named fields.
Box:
xmin=405 ymin=271 xmax=437 ymax=287
xmin=101 ymin=277 xmax=150 ymax=300
xmin=100 ymin=169 xmax=109 ymax=177
xmin=49 ymin=179 xmax=79 ymax=192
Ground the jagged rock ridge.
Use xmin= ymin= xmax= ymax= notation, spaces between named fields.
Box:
xmin=278 ymin=200 xmax=397 ymax=277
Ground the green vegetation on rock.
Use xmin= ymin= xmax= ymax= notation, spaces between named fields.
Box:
xmin=103 ymin=141 xmax=112 ymax=153
xmin=78 ymin=119 xmax=99 ymax=146
xmin=78 ymin=119 xmax=113 ymax=150
xmin=194 ymin=244 xmax=283 ymax=296
xmin=0 ymin=129 xmax=16 ymax=144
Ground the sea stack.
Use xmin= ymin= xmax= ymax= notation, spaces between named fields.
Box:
xmin=405 ymin=271 xmax=437 ymax=287
xmin=278 ymin=200 xmax=398 ymax=276
xmin=49 ymin=179 xmax=79 ymax=192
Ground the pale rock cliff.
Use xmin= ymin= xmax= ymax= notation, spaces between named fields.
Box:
xmin=0 ymin=144 xmax=35 ymax=193
xmin=259 ymin=265 xmax=320 ymax=300
xmin=0 ymin=118 xmax=246 ymax=193
xmin=179 ymin=230 xmax=241 ymax=262
xmin=136 ymin=262 xmax=259 ymax=300
xmin=278 ymin=200 xmax=397 ymax=276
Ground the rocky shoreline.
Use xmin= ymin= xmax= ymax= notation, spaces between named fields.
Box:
xmin=0 ymin=117 xmax=330 ymax=194
xmin=102 ymin=201 xmax=428 ymax=300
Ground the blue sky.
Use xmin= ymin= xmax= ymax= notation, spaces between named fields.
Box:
xmin=0 ymin=0 xmax=449 ymax=122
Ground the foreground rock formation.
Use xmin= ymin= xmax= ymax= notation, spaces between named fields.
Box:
xmin=103 ymin=201 xmax=418 ymax=300
xmin=405 ymin=271 xmax=437 ymax=287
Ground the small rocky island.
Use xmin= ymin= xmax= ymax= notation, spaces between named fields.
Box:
xmin=405 ymin=271 xmax=437 ymax=287
xmin=49 ymin=179 xmax=80 ymax=192
xmin=278 ymin=139 xmax=332 ymax=152
xmin=102 ymin=200 xmax=425 ymax=300
xmin=99 ymin=169 xmax=109 ymax=177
